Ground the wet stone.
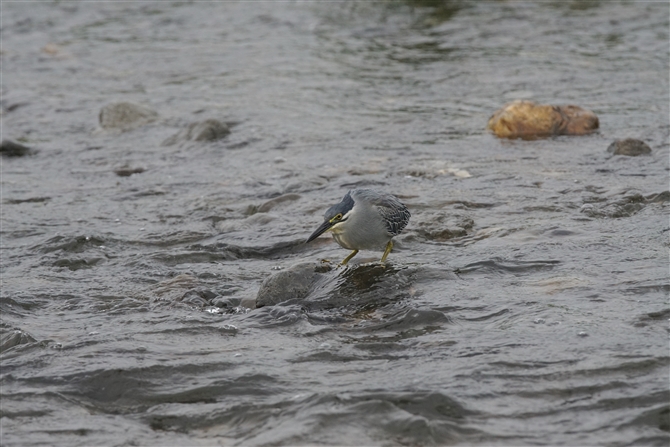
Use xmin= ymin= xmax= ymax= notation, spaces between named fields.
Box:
xmin=646 ymin=191 xmax=670 ymax=203
xmin=1 ymin=140 xmax=35 ymax=157
xmin=162 ymin=119 xmax=230 ymax=146
xmin=0 ymin=329 xmax=37 ymax=353
xmin=114 ymin=166 xmax=146 ymax=177
xmin=580 ymin=192 xmax=648 ymax=219
xmin=257 ymin=261 xmax=457 ymax=310
xmin=53 ymin=257 xmax=103 ymax=271
xmin=607 ymin=138 xmax=652 ymax=156
xmin=99 ymin=102 xmax=158 ymax=130
xmin=487 ymin=100 xmax=599 ymax=139
xmin=256 ymin=262 xmax=333 ymax=307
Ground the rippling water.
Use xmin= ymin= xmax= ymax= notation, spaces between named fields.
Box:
xmin=2 ymin=1 xmax=669 ymax=446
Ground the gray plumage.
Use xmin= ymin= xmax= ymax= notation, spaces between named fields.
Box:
xmin=306 ymin=188 xmax=410 ymax=264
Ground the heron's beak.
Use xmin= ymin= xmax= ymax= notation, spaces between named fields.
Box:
xmin=306 ymin=220 xmax=334 ymax=243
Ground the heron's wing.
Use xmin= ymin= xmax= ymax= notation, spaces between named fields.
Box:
xmin=372 ymin=195 xmax=411 ymax=236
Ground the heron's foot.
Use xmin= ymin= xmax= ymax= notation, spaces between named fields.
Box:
xmin=380 ymin=241 xmax=394 ymax=264
xmin=339 ymin=249 xmax=359 ymax=267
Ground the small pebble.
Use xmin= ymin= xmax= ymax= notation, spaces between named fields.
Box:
xmin=578 ymin=331 xmax=588 ymax=337
xmin=533 ymin=318 xmax=546 ymax=324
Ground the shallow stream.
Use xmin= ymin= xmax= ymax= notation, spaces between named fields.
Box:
xmin=2 ymin=2 xmax=669 ymax=445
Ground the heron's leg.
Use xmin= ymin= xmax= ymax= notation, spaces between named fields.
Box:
xmin=380 ymin=240 xmax=394 ymax=263
xmin=340 ymin=249 xmax=359 ymax=266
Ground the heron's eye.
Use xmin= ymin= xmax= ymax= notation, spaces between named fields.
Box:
xmin=331 ymin=213 xmax=343 ymax=223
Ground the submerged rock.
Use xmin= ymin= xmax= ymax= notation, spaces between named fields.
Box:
xmin=0 ymin=329 xmax=37 ymax=353
xmin=487 ymin=100 xmax=599 ymax=139
xmin=162 ymin=119 xmax=230 ymax=146
xmin=256 ymin=262 xmax=333 ymax=307
xmin=256 ymin=261 xmax=457 ymax=309
xmin=99 ymin=101 xmax=158 ymax=130
xmin=646 ymin=191 xmax=670 ymax=203
xmin=113 ymin=166 xmax=146 ymax=177
xmin=1 ymin=140 xmax=34 ymax=157
xmin=607 ymin=138 xmax=651 ymax=156
xmin=580 ymin=192 xmax=648 ymax=218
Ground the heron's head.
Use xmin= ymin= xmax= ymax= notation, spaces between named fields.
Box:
xmin=306 ymin=191 xmax=355 ymax=243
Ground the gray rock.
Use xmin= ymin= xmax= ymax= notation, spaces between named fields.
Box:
xmin=256 ymin=262 xmax=333 ymax=307
xmin=646 ymin=191 xmax=670 ymax=203
xmin=256 ymin=261 xmax=457 ymax=309
xmin=304 ymin=264 xmax=457 ymax=311
xmin=580 ymin=192 xmax=647 ymax=218
xmin=607 ymin=138 xmax=651 ymax=156
xmin=114 ymin=166 xmax=146 ymax=177
xmin=1 ymin=140 xmax=34 ymax=157
xmin=1 ymin=329 xmax=37 ymax=353
xmin=162 ymin=119 xmax=230 ymax=146
xmin=99 ymin=101 xmax=158 ymax=130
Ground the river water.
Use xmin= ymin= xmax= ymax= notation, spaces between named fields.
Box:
xmin=1 ymin=1 xmax=668 ymax=446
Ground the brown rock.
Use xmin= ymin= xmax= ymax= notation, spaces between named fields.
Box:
xmin=487 ymin=100 xmax=599 ymax=140
xmin=560 ymin=105 xmax=600 ymax=136
xmin=607 ymin=138 xmax=651 ymax=156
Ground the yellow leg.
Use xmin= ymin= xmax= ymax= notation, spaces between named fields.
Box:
xmin=340 ymin=249 xmax=359 ymax=266
xmin=380 ymin=240 xmax=393 ymax=264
